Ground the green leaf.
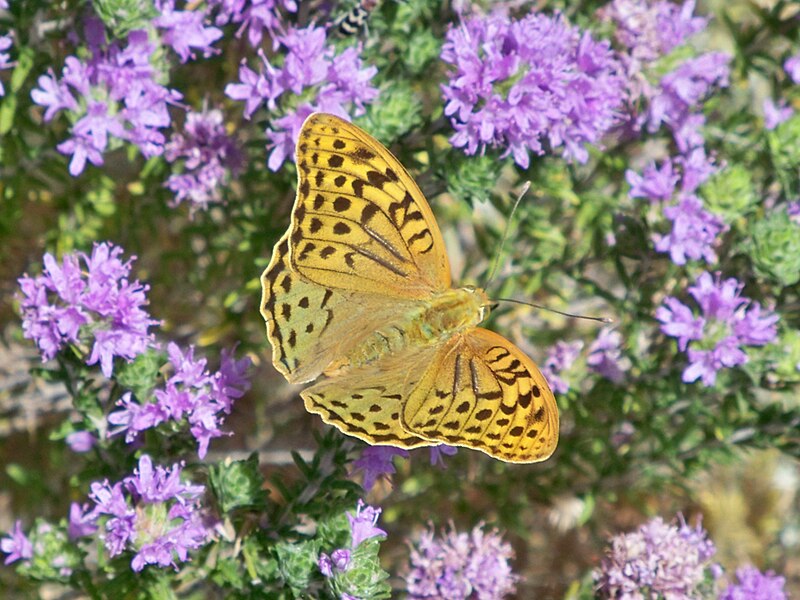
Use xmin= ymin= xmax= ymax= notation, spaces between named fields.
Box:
xmin=115 ymin=349 xmax=166 ymax=399
xmin=208 ymin=453 xmax=269 ymax=514
xmin=746 ymin=206 xmax=800 ymax=286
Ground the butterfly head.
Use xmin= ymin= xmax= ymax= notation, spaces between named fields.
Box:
xmin=462 ymin=284 xmax=491 ymax=323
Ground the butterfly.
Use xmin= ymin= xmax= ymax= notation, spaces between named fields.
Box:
xmin=260 ymin=113 xmax=558 ymax=463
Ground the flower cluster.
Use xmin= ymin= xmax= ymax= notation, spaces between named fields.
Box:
xmin=656 ymin=271 xmax=778 ymax=386
xmin=29 ymin=6 xmax=222 ymax=176
xmin=31 ymin=22 xmax=182 ymax=175
xmin=1 ymin=521 xmax=33 ymax=565
xmin=718 ymin=566 xmax=787 ymax=600
xmin=0 ymin=33 xmax=13 ymax=97
xmin=600 ymin=0 xmax=708 ymax=63
xmin=627 ymin=149 xmax=726 ymax=265
xmin=208 ymin=0 xmax=297 ymax=49
xmin=594 ymin=514 xmax=717 ymax=598
xmin=604 ymin=0 xmax=731 ymax=152
xmin=319 ymin=500 xmax=387 ymax=580
xmin=541 ymin=340 xmax=583 ymax=394
xmin=587 ymin=328 xmax=629 ymax=384
xmin=440 ymin=11 xmax=626 ymax=167
xmin=225 ymin=25 xmax=378 ymax=170
xmin=654 ymin=194 xmax=726 ymax=265
xmin=17 ymin=243 xmax=159 ymax=377
xmin=86 ymin=455 xmax=210 ymax=571
xmin=405 ymin=522 xmax=519 ymax=599
xmin=108 ymin=342 xmax=251 ymax=458
xmin=165 ymin=107 xmax=244 ymax=211
xmin=1 ymin=519 xmax=85 ymax=580
xmin=647 ymin=52 xmax=731 ymax=152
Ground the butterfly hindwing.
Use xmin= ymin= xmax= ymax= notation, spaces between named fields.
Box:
xmin=401 ymin=328 xmax=559 ymax=463
xmin=300 ymin=347 xmax=438 ymax=449
xmin=289 ymin=113 xmax=451 ymax=299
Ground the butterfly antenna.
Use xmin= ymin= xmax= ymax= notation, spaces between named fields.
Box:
xmin=494 ymin=297 xmax=613 ymax=324
xmin=485 ymin=181 xmax=530 ymax=289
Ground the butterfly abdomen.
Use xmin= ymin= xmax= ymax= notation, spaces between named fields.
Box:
xmin=339 ymin=286 xmax=489 ymax=371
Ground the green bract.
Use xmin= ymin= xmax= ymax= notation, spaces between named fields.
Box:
xmin=748 ymin=207 xmax=800 ymax=286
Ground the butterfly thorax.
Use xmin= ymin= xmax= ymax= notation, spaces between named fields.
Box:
xmin=331 ymin=286 xmax=490 ymax=374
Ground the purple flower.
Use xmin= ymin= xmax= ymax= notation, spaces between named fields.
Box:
xmin=719 ymin=566 xmax=787 ymax=600
xmin=30 ymin=70 xmax=79 ymax=120
xmin=656 ymin=272 xmax=779 ymax=386
xmin=68 ymin=503 xmax=98 ymax=539
xmin=209 ymin=0 xmax=297 ymax=49
xmin=677 ymin=147 xmax=718 ymax=193
xmin=601 ymin=0 xmax=707 ymax=62
xmin=30 ymin=25 xmax=183 ymax=176
xmin=347 ymin=500 xmax=386 ymax=548
xmin=56 ymin=134 xmax=106 ymax=175
xmin=406 ymin=522 xmax=519 ymax=600
xmin=66 ymin=430 xmax=96 ymax=453
xmin=429 ymin=445 xmax=458 ymax=468
xmin=594 ymin=514 xmax=716 ymax=598
xmin=318 ymin=502 xmax=384 ymax=590
xmin=541 ymin=340 xmax=583 ymax=394
xmin=587 ymin=328 xmax=628 ymax=383
xmin=441 ymin=11 xmax=626 ymax=168
xmin=606 ymin=0 xmax=729 ymax=151
xmin=279 ymin=26 xmax=329 ymax=92
xmin=784 ymin=53 xmax=800 ymax=84
xmin=0 ymin=34 xmax=14 ymax=97
xmin=351 ymin=446 xmax=409 ymax=492
xmin=265 ymin=103 xmax=316 ymax=171
xmin=17 ymin=243 xmax=159 ymax=377
xmin=787 ymin=200 xmax=800 ymax=225
xmin=626 ymin=151 xmax=725 ymax=266
xmin=225 ymin=60 xmax=277 ymax=118
xmin=321 ymin=45 xmax=379 ymax=115
xmin=1 ymin=520 xmax=33 ymax=565
xmin=627 ymin=149 xmax=718 ymax=203
xmin=225 ymin=24 xmax=378 ymax=171
xmin=154 ymin=0 xmax=222 ymax=63
xmin=653 ymin=194 xmax=726 ymax=265
xmin=108 ymin=342 xmax=251 ymax=458
xmin=165 ymin=106 xmax=244 ymax=212
xmin=626 ymin=158 xmax=680 ymax=202
xmin=89 ymin=455 xmax=209 ymax=571
xmin=319 ymin=547 xmax=351 ymax=577
xmin=646 ymin=52 xmax=731 ymax=151
xmin=763 ymin=98 xmax=793 ymax=130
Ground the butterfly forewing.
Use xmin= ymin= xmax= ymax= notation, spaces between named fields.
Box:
xmin=261 ymin=232 xmax=417 ymax=383
xmin=402 ymin=328 xmax=559 ymax=463
xmin=289 ymin=113 xmax=451 ymax=298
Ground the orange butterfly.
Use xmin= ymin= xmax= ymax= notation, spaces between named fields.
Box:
xmin=260 ymin=113 xmax=558 ymax=463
